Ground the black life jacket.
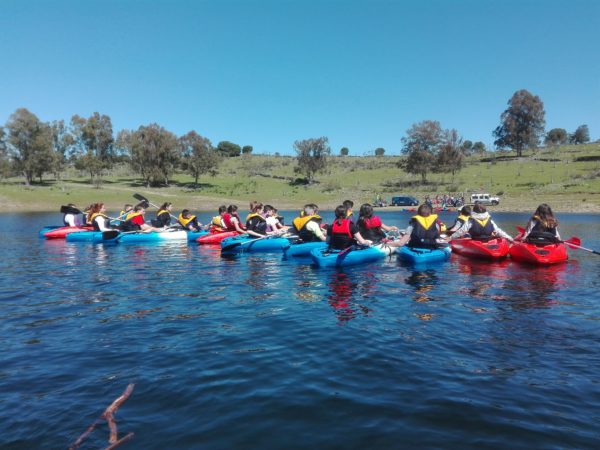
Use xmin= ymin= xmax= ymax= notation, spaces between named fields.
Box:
xmin=121 ymin=212 xmax=143 ymax=232
xmin=329 ymin=218 xmax=354 ymax=250
xmin=468 ymin=216 xmax=494 ymax=240
xmin=292 ymin=214 xmax=322 ymax=242
xmin=408 ymin=215 xmax=440 ymax=248
xmin=90 ymin=213 xmax=111 ymax=232
xmin=357 ymin=216 xmax=386 ymax=242
xmin=526 ymin=220 xmax=559 ymax=244
xmin=151 ymin=210 xmax=171 ymax=227
xmin=246 ymin=213 xmax=267 ymax=235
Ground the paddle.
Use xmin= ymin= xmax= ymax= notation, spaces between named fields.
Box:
xmin=133 ymin=193 xmax=179 ymax=222
xmin=60 ymin=205 xmax=83 ymax=215
xmin=516 ymin=226 xmax=598 ymax=255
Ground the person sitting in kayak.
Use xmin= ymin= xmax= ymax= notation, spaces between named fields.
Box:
xmin=291 ymin=204 xmax=327 ymax=242
xmin=264 ymin=205 xmax=289 ymax=233
xmin=223 ymin=205 xmax=246 ymax=234
xmin=357 ymin=203 xmax=399 ymax=243
xmin=179 ymin=209 xmax=202 ymax=231
xmin=121 ymin=205 xmax=163 ymax=233
xmin=118 ymin=204 xmax=133 ymax=220
xmin=245 ymin=203 xmax=272 ymax=237
xmin=343 ymin=199 xmax=355 ymax=219
xmin=329 ymin=205 xmax=373 ymax=250
xmin=448 ymin=202 xmax=513 ymax=242
xmin=152 ymin=202 xmax=173 ymax=227
xmin=518 ymin=203 xmax=561 ymax=244
xmin=88 ymin=203 xmax=114 ymax=232
xmin=446 ymin=205 xmax=472 ymax=234
xmin=63 ymin=203 xmax=81 ymax=227
xmin=209 ymin=206 xmax=227 ymax=233
xmin=394 ymin=204 xmax=445 ymax=249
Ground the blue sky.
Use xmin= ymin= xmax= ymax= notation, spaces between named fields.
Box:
xmin=1 ymin=0 xmax=598 ymax=155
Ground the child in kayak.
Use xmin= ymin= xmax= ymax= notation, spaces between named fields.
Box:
xmin=343 ymin=200 xmax=355 ymax=219
xmin=448 ymin=202 xmax=513 ymax=242
xmin=88 ymin=203 xmax=114 ymax=232
xmin=356 ymin=203 xmax=399 ymax=244
xmin=223 ymin=205 xmax=246 ymax=234
xmin=264 ymin=205 xmax=289 ymax=233
xmin=446 ymin=205 xmax=471 ymax=234
xmin=518 ymin=203 xmax=561 ymax=244
xmin=63 ymin=204 xmax=82 ymax=227
xmin=291 ymin=204 xmax=327 ymax=242
xmin=121 ymin=205 xmax=163 ymax=233
xmin=209 ymin=206 xmax=227 ymax=232
xmin=178 ymin=209 xmax=203 ymax=231
xmin=245 ymin=202 xmax=268 ymax=237
xmin=329 ymin=205 xmax=372 ymax=250
xmin=394 ymin=204 xmax=445 ymax=248
xmin=152 ymin=202 xmax=173 ymax=227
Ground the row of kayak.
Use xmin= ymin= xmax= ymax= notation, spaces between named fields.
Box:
xmin=40 ymin=225 xmax=569 ymax=266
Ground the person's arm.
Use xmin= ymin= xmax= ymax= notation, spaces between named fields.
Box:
xmin=518 ymin=220 xmax=535 ymax=241
xmin=381 ymin=222 xmax=399 ymax=232
xmin=95 ymin=216 xmax=111 ymax=232
xmin=231 ymin=218 xmax=245 ymax=233
xmin=491 ymin=221 xmax=514 ymax=242
xmin=449 ymin=221 xmax=471 ymax=240
xmin=306 ymin=221 xmax=326 ymax=241
xmin=65 ymin=214 xmax=76 ymax=227
xmin=353 ymin=231 xmax=372 ymax=246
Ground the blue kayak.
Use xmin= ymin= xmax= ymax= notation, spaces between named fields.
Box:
xmin=221 ymin=235 xmax=291 ymax=253
xmin=66 ymin=231 xmax=102 ymax=242
xmin=93 ymin=230 xmax=188 ymax=244
xmin=283 ymin=241 xmax=328 ymax=258
xmin=310 ymin=243 xmax=395 ymax=268
xmin=397 ymin=246 xmax=451 ymax=264
xmin=186 ymin=230 xmax=209 ymax=241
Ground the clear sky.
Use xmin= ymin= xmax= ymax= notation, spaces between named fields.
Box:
xmin=1 ymin=0 xmax=598 ymax=155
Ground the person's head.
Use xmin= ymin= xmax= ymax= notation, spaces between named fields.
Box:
xmin=252 ymin=202 xmax=264 ymax=213
xmin=249 ymin=200 xmax=259 ymax=211
xmin=417 ymin=203 xmax=433 ymax=217
xmin=359 ymin=203 xmax=374 ymax=219
xmin=159 ymin=202 xmax=172 ymax=211
xmin=123 ymin=204 xmax=133 ymax=212
xmin=218 ymin=205 xmax=227 ymax=215
xmin=227 ymin=205 xmax=238 ymax=214
xmin=472 ymin=202 xmax=486 ymax=214
xmin=98 ymin=203 xmax=106 ymax=213
xmin=343 ymin=200 xmax=354 ymax=210
xmin=303 ymin=204 xmax=316 ymax=216
xmin=460 ymin=205 xmax=471 ymax=216
xmin=181 ymin=209 xmax=191 ymax=218
xmin=334 ymin=205 xmax=347 ymax=220
xmin=263 ymin=205 xmax=275 ymax=216
xmin=134 ymin=205 xmax=145 ymax=214
xmin=533 ymin=203 xmax=557 ymax=227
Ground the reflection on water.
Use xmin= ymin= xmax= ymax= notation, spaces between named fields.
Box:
xmin=404 ymin=269 xmax=439 ymax=304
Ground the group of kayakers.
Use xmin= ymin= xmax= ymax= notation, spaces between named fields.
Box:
xmin=61 ymin=199 xmax=561 ymax=249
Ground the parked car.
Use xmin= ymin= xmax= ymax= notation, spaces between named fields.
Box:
xmin=391 ymin=196 xmax=419 ymax=206
xmin=470 ymin=193 xmax=500 ymax=205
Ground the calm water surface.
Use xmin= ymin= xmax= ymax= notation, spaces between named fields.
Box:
xmin=1 ymin=211 xmax=600 ymax=449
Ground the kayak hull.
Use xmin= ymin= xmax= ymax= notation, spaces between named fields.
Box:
xmin=451 ymin=238 xmax=510 ymax=260
xmin=284 ymin=241 xmax=327 ymax=258
xmin=310 ymin=244 xmax=395 ymax=268
xmin=197 ymin=231 xmax=241 ymax=245
xmin=93 ymin=230 xmax=188 ymax=244
xmin=186 ymin=230 xmax=209 ymax=241
xmin=42 ymin=226 xmax=93 ymax=239
xmin=221 ymin=235 xmax=291 ymax=253
xmin=509 ymin=241 xmax=568 ymax=265
xmin=398 ymin=246 xmax=452 ymax=264
xmin=66 ymin=231 xmax=103 ymax=242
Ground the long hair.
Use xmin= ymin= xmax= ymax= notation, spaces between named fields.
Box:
xmin=358 ymin=203 xmax=373 ymax=219
xmin=532 ymin=203 xmax=558 ymax=228
xmin=158 ymin=202 xmax=171 ymax=211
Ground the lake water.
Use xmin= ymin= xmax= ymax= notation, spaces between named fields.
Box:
xmin=1 ymin=211 xmax=600 ymax=449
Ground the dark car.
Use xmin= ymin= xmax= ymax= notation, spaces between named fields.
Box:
xmin=391 ymin=196 xmax=419 ymax=206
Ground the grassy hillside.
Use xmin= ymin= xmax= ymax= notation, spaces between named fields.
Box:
xmin=1 ymin=143 xmax=599 ymax=212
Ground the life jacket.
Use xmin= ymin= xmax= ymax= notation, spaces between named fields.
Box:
xmin=210 ymin=215 xmax=226 ymax=232
xmin=526 ymin=219 xmax=559 ymax=244
xmin=246 ymin=213 xmax=267 ymax=235
xmin=330 ymin=218 xmax=355 ymax=250
xmin=358 ymin=216 xmax=386 ymax=242
xmin=408 ymin=214 xmax=440 ymax=248
xmin=89 ymin=212 xmax=111 ymax=231
xmin=450 ymin=214 xmax=469 ymax=230
xmin=223 ymin=212 xmax=242 ymax=231
xmin=152 ymin=210 xmax=171 ymax=227
xmin=121 ymin=212 xmax=143 ymax=232
xmin=292 ymin=214 xmax=322 ymax=242
xmin=178 ymin=213 xmax=197 ymax=228
xmin=468 ymin=216 xmax=494 ymax=240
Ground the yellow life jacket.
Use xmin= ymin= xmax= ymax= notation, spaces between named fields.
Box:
xmin=156 ymin=209 xmax=169 ymax=218
xmin=125 ymin=211 xmax=142 ymax=221
xmin=458 ymin=214 xmax=470 ymax=223
xmin=346 ymin=209 xmax=353 ymax=218
xmin=246 ymin=212 xmax=265 ymax=222
xmin=89 ymin=212 xmax=109 ymax=223
xmin=472 ymin=217 xmax=490 ymax=228
xmin=292 ymin=214 xmax=322 ymax=232
xmin=412 ymin=214 xmax=439 ymax=230
xmin=178 ymin=213 xmax=196 ymax=227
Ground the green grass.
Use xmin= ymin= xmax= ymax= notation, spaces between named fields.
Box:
xmin=1 ymin=143 xmax=599 ymax=212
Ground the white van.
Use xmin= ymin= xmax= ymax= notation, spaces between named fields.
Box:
xmin=470 ymin=193 xmax=500 ymax=205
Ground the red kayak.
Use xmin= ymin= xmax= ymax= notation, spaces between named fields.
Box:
xmin=43 ymin=226 xmax=93 ymax=239
xmin=450 ymin=238 xmax=510 ymax=260
xmin=196 ymin=231 xmax=241 ymax=245
xmin=509 ymin=241 xmax=568 ymax=265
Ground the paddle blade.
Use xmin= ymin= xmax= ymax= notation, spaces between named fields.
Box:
xmin=133 ymin=193 xmax=148 ymax=202
xmin=564 ymin=236 xmax=581 ymax=246
xmin=60 ymin=205 xmax=82 ymax=215
xmin=102 ymin=230 xmax=120 ymax=240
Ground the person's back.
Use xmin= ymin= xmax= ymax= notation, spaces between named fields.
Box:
xmin=357 ymin=204 xmax=386 ymax=243
xmin=522 ymin=203 xmax=560 ymax=244
xmin=152 ymin=203 xmax=172 ymax=227
xmin=407 ymin=204 xmax=441 ymax=248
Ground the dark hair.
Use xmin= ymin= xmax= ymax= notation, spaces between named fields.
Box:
xmin=159 ymin=202 xmax=172 ymax=210
xmin=218 ymin=205 xmax=227 ymax=214
xmin=417 ymin=203 xmax=432 ymax=216
xmin=123 ymin=204 xmax=133 ymax=210
xmin=343 ymin=200 xmax=354 ymax=209
xmin=264 ymin=204 xmax=274 ymax=214
xmin=227 ymin=205 xmax=238 ymax=213
xmin=460 ymin=205 xmax=471 ymax=216
xmin=134 ymin=204 xmax=145 ymax=212
xmin=249 ymin=200 xmax=259 ymax=211
xmin=181 ymin=209 xmax=191 ymax=217
xmin=359 ymin=203 xmax=373 ymax=219
xmin=472 ymin=202 xmax=486 ymax=214
xmin=334 ymin=205 xmax=347 ymax=220
xmin=533 ymin=203 xmax=558 ymax=228
xmin=252 ymin=202 xmax=264 ymax=213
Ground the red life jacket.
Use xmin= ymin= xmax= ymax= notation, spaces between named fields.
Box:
xmin=223 ymin=213 xmax=241 ymax=231
xmin=361 ymin=216 xmax=382 ymax=229
xmin=331 ymin=219 xmax=353 ymax=238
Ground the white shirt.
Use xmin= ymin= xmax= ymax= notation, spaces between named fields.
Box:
xmin=64 ymin=213 xmax=79 ymax=227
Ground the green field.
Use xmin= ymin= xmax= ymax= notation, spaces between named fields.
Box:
xmin=1 ymin=143 xmax=599 ymax=213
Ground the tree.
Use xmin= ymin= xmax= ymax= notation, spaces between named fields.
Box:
xmin=493 ymin=89 xmax=545 ymax=156
xmin=570 ymin=125 xmax=590 ymax=144
xmin=71 ymin=112 xmax=114 ymax=185
xmin=374 ymin=147 xmax=385 ymax=156
xmin=5 ymin=108 xmax=54 ymax=184
xmin=434 ymin=129 xmax=465 ymax=176
xmin=0 ymin=127 xmax=11 ymax=179
xmin=217 ymin=141 xmax=241 ymax=157
xmin=399 ymin=120 xmax=443 ymax=183
xmin=242 ymin=145 xmax=253 ymax=155
xmin=472 ymin=141 xmax=486 ymax=153
xmin=118 ymin=124 xmax=180 ymax=187
xmin=544 ymin=128 xmax=568 ymax=146
xmin=340 ymin=147 xmax=349 ymax=156
xmin=179 ymin=131 xmax=221 ymax=187
xmin=461 ymin=140 xmax=473 ymax=154
xmin=293 ymin=136 xmax=331 ymax=182
xmin=49 ymin=120 xmax=75 ymax=180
